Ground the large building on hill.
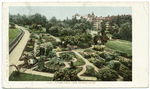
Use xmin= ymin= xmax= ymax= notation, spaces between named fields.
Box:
xmin=72 ymin=12 xmax=132 ymax=30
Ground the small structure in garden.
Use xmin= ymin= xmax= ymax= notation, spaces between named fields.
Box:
xmin=28 ymin=58 xmax=36 ymax=65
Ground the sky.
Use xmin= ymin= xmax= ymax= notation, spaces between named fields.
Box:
xmin=9 ymin=6 xmax=132 ymax=20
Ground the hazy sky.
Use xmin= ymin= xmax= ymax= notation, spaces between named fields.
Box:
xmin=9 ymin=6 xmax=132 ymax=20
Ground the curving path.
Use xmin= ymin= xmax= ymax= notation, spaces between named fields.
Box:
xmin=50 ymin=34 xmax=61 ymax=42
xmin=56 ymin=51 xmax=98 ymax=80
xmin=9 ymin=25 xmax=30 ymax=76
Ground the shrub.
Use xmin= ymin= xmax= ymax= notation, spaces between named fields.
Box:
xmin=116 ymin=64 xmax=132 ymax=81
xmin=84 ymin=54 xmax=91 ymax=59
xmin=61 ymin=48 xmax=68 ymax=51
xmin=46 ymin=45 xmax=53 ymax=56
xmin=84 ymin=65 xmax=95 ymax=76
xmin=120 ymin=60 xmax=132 ymax=70
xmin=96 ymin=68 xmax=118 ymax=81
xmin=60 ymin=53 xmax=72 ymax=61
xmin=77 ymin=43 xmax=90 ymax=48
xmin=49 ymin=57 xmax=64 ymax=66
xmin=122 ymin=70 xmax=132 ymax=81
xmin=53 ymin=69 xmax=80 ymax=81
xmin=70 ymin=61 xmax=76 ymax=69
xmin=99 ymin=53 xmax=105 ymax=58
xmin=40 ymin=47 xmax=45 ymax=55
xmin=105 ymin=56 xmax=112 ymax=62
xmin=51 ymin=41 xmax=60 ymax=48
xmin=93 ymin=45 xmax=104 ymax=51
xmin=37 ymin=56 xmax=45 ymax=71
xmin=47 ymin=51 xmax=56 ymax=58
xmin=107 ymin=60 xmax=121 ymax=71
xmin=93 ymin=60 xmax=105 ymax=68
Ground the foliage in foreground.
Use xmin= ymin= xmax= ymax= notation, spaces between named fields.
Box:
xmin=9 ymin=71 xmax=53 ymax=81
xmin=53 ymin=69 xmax=80 ymax=81
xmin=96 ymin=68 xmax=118 ymax=81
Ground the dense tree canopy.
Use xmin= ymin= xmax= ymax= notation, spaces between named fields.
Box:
xmin=108 ymin=15 xmax=132 ymax=41
xmin=9 ymin=13 xmax=48 ymax=27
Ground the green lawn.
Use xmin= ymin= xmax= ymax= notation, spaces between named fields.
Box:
xmin=105 ymin=40 xmax=132 ymax=56
xmin=9 ymin=71 xmax=53 ymax=81
xmin=9 ymin=28 xmax=20 ymax=44
xmin=116 ymin=39 xmax=132 ymax=44
xmin=74 ymin=56 xmax=85 ymax=66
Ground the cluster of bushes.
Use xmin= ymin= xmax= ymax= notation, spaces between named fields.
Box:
xmin=48 ymin=26 xmax=81 ymax=37
xmin=96 ymin=68 xmax=119 ymax=81
xmin=93 ymin=60 xmax=105 ymax=68
xmin=108 ymin=15 xmax=132 ymax=41
xmin=115 ymin=51 xmax=132 ymax=59
xmin=119 ymin=59 xmax=132 ymax=70
xmin=36 ymin=56 xmax=58 ymax=73
xmin=51 ymin=41 xmax=61 ymax=48
xmin=53 ymin=69 xmax=80 ymax=81
xmin=93 ymin=45 xmax=104 ymax=51
xmin=118 ymin=64 xmax=132 ymax=81
xmin=9 ymin=22 xmax=15 ymax=28
xmin=48 ymin=57 xmax=64 ymax=67
xmin=61 ymin=33 xmax=92 ymax=48
xmin=60 ymin=52 xmax=73 ymax=61
xmin=83 ymin=65 xmax=95 ymax=76
xmin=36 ymin=44 xmax=55 ymax=58
xmin=30 ymin=34 xmax=38 ymax=39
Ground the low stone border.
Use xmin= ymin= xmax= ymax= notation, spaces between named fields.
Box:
xmin=9 ymin=28 xmax=25 ymax=53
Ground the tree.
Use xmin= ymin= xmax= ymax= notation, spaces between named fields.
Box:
xmin=93 ymin=35 xmax=100 ymax=44
xmin=119 ymin=22 xmax=132 ymax=40
xmin=101 ymin=20 xmax=106 ymax=32
xmin=53 ymin=69 xmax=80 ymax=81
xmin=80 ymin=23 xmax=87 ymax=33
xmin=100 ymin=31 xmax=109 ymax=45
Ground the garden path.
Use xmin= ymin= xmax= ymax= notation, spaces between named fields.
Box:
xmin=9 ymin=25 xmax=30 ymax=76
xmin=23 ymin=68 xmax=54 ymax=77
xmin=72 ymin=50 xmax=99 ymax=72
xmin=50 ymin=35 xmax=61 ymax=42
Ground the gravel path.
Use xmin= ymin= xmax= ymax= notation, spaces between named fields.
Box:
xmin=50 ymin=35 xmax=61 ymax=42
xmin=9 ymin=25 xmax=30 ymax=76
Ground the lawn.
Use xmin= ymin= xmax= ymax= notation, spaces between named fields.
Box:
xmin=74 ymin=56 xmax=85 ymax=66
xmin=9 ymin=28 xmax=20 ymax=44
xmin=105 ymin=40 xmax=132 ymax=56
xmin=9 ymin=71 xmax=53 ymax=81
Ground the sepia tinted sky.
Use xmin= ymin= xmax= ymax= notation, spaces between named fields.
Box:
xmin=9 ymin=6 xmax=132 ymax=20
